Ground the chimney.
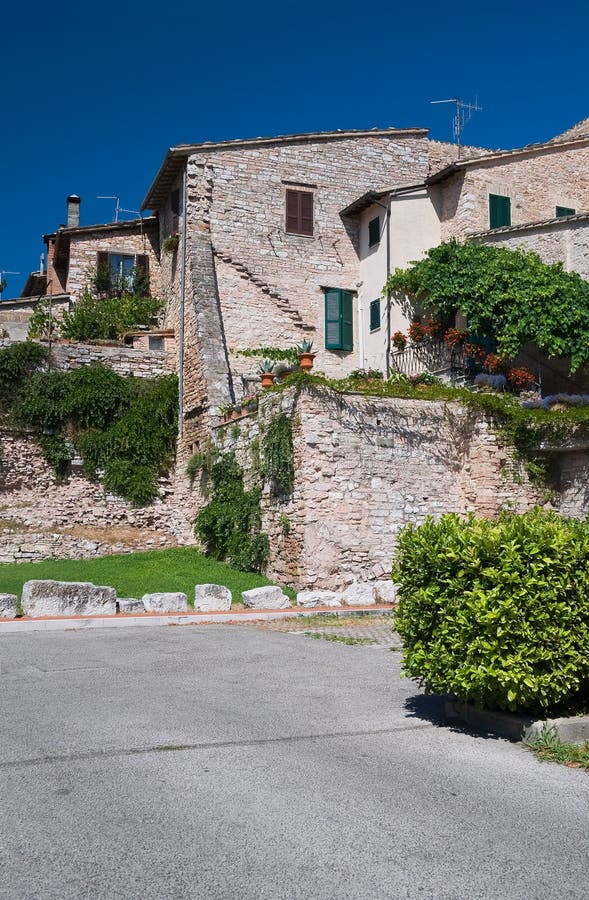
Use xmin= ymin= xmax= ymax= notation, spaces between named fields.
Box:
xmin=67 ymin=194 xmax=81 ymax=228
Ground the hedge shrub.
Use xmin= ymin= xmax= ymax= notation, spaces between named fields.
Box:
xmin=393 ymin=509 xmax=589 ymax=711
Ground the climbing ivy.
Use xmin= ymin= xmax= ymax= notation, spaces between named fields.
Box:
xmin=195 ymin=453 xmax=269 ymax=572
xmin=261 ymin=413 xmax=294 ymax=495
xmin=386 ymin=240 xmax=589 ymax=371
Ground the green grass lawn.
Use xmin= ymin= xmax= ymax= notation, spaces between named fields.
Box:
xmin=0 ymin=547 xmax=293 ymax=605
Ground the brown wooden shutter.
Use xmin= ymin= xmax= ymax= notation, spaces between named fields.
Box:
xmin=286 ymin=190 xmax=299 ymax=233
xmin=96 ymin=251 xmax=109 ymax=269
xmin=300 ymin=191 xmax=313 ymax=235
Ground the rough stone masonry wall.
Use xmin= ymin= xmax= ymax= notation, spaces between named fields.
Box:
xmin=0 ymin=430 xmax=196 ymax=565
xmin=439 ymin=143 xmax=589 ymax=241
xmin=0 ymin=338 xmax=176 ymax=379
xmin=209 ymin=386 xmax=589 ymax=591
xmin=478 ymin=216 xmax=589 ymax=280
xmin=184 ymin=133 xmax=431 ymax=396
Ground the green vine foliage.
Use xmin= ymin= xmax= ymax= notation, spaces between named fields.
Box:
xmin=37 ymin=435 xmax=72 ymax=482
xmin=261 ymin=413 xmax=294 ymax=495
xmin=195 ymin=453 xmax=269 ymax=573
xmin=237 ymin=347 xmax=299 ymax=364
xmin=11 ymin=361 xmax=177 ymax=505
xmin=0 ymin=342 xmax=48 ymax=411
xmin=386 ymin=240 xmax=589 ymax=371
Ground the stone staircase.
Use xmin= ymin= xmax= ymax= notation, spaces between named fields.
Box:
xmin=213 ymin=249 xmax=315 ymax=333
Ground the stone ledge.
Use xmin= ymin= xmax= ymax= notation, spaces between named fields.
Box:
xmin=0 ymin=605 xmax=394 ymax=633
xmin=445 ymin=699 xmax=589 ymax=744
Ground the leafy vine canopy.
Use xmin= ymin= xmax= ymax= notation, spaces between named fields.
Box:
xmin=386 ymin=240 xmax=589 ymax=372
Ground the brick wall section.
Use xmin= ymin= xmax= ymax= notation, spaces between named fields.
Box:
xmin=439 ymin=144 xmax=589 ymax=240
xmin=65 ymin=222 xmax=161 ymax=301
xmin=210 ymin=386 xmax=589 ymax=590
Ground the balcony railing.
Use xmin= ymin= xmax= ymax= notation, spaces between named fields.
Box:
xmin=391 ymin=338 xmax=466 ymax=379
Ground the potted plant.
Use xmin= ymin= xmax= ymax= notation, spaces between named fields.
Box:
xmin=296 ymin=339 xmax=315 ymax=371
xmin=259 ymin=359 xmax=275 ymax=387
xmin=443 ymin=327 xmax=468 ymax=348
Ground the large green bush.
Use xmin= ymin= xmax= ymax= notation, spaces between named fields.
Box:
xmin=58 ymin=291 xmax=163 ymax=342
xmin=393 ymin=509 xmax=589 ymax=711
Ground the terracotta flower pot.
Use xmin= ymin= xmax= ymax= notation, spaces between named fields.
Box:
xmin=298 ymin=352 xmax=315 ymax=371
xmin=260 ymin=373 xmax=274 ymax=388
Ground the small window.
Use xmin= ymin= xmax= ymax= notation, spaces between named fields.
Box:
xmin=556 ymin=206 xmax=576 ymax=218
xmin=369 ymin=299 xmax=381 ymax=332
xmin=489 ymin=194 xmax=511 ymax=229
xmin=95 ymin=251 xmax=150 ymax=296
xmin=368 ymin=216 xmax=381 ymax=247
xmin=149 ymin=335 xmax=164 ymax=352
xmin=324 ymin=289 xmax=353 ymax=351
xmin=170 ymin=188 xmax=181 ymax=232
xmin=286 ymin=189 xmax=313 ymax=236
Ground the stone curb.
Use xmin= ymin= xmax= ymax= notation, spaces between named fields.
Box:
xmin=0 ymin=605 xmax=394 ymax=635
xmin=445 ymin=699 xmax=589 ymax=745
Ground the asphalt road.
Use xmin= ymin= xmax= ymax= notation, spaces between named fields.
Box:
xmin=0 ymin=625 xmax=588 ymax=899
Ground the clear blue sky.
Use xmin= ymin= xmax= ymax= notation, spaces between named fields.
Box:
xmin=1 ymin=0 xmax=587 ymax=297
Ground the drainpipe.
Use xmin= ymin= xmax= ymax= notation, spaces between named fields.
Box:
xmin=369 ymin=195 xmax=392 ymax=377
xmin=178 ymin=169 xmax=187 ymax=437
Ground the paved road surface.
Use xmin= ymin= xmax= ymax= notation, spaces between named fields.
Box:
xmin=0 ymin=626 xmax=588 ymax=899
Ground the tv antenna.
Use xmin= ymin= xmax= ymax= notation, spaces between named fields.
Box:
xmin=431 ymin=97 xmax=482 ymax=158
xmin=97 ymin=195 xmax=141 ymax=222
xmin=0 ymin=270 xmax=20 ymax=301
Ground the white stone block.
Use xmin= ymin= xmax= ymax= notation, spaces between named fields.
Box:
xmin=194 ymin=583 xmax=232 ymax=612
xmin=0 ymin=594 xmax=18 ymax=619
xmin=296 ymin=591 xmax=342 ymax=608
xmin=21 ymin=580 xmax=117 ymax=617
xmin=142 ymin=592 xmax=188 ymax=613
xmin=241 ymin=586 xmax=291 ymax=609
xmin=342 ymin=582 xmax=377 ymax=606
xmin=374 ymin=581 xmax=398 ymax=604
xmin=117 ymin=598 xmax=145 ymax=614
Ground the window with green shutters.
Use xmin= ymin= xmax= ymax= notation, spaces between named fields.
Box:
xmin=369 ymin=298 xmax=381 ymax=332
xmin=324 ymin=289 xmax=354 ymax=351
xmin=368 ymin=216 xmax=381 ymax=247
xmin=556 ymin=206 xmax=576 ymax=218
xmin=489 ymin=194 xmax=511 ymax=229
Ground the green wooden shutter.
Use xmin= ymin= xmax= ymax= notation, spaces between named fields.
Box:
xmin=368 ymin=216 xmax=380 ymax=247
xmin=370 ymin=298 xmax=381 ymax=331
xmin=325 ymin=290 xmax=342 ymax=349
xmin=489 ymin=194 xmax=511 ymax=229
xmin=341 ymin=291 xmax=353 ymax=351
xmin=556 ymin=206 xmax=575 ymax=218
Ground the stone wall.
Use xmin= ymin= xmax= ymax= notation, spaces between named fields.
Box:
xmin=0 ymin=338 xmax=176 ymax=379
xmin=477 ymin=215 xmax=589 ymax=279
xmin=210 ymin=385 xmax=589 ymax=590
xmin=438 ymin=143 xmax=589 ymax=240
xmin=0 ymin=430 xmax=197 ymax=565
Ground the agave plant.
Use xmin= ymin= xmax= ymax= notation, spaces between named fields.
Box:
xmin=296 ymin=339 xmax=314 ymax=354
xmin=258 ymin=358 xmax=275 ymax=373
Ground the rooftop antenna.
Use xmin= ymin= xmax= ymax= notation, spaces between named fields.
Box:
xmin=0 ymin=270 xmax=20 ymax=301
xmin=431 ymin=97 xmax=482 ymax=159
xmin=97 ymin=196 xmax=141 ymax=223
